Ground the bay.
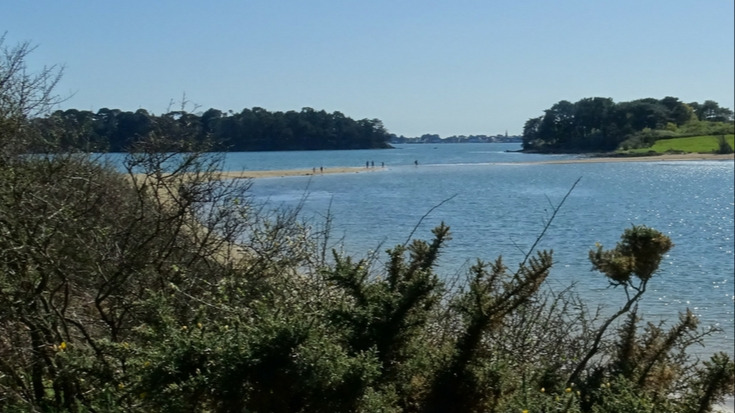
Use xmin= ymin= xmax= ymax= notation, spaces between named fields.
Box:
xmin=231 ymin=143 xmax=734 ymax=358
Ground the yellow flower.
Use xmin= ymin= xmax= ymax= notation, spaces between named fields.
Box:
xmin=522 ymin=410 xmax=529 ymax=413
xmin=565 ymin=387 xmax=572 ymax=393
xmin=197 ymin=322 xmax=203 ymax=329
xmin=59 ymin=341 xmax=67 ymax=351
xmin=540 ymin=387 xmax=545 ymax=393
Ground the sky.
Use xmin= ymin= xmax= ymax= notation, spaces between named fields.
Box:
xmin=4 ymin=0 xmax=734 ymax=137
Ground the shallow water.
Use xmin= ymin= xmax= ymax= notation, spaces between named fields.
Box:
xmin=236 ymin=143 xmax=734 ymax=359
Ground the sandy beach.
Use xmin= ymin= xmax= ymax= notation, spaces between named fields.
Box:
xmin=210 ymin=153 xmax=733 ymax=180
xmin=215 ymin=166 xmax=386 ymax=179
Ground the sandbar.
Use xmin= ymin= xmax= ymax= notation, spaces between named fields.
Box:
xmin=216 ymin=166 xmax=384 ymax=180
xmin=218 ymin=153 xmax=733 ymax=179
xmin=133 ymin=153 xmax=732 ymax=181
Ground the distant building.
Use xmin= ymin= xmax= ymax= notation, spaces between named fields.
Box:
xmin=389 ymin=133 xmax=521 ymax=144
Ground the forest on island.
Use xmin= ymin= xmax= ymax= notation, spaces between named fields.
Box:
xmin=31 ymin=106 xmax=393 ymax=152
xmin=522 ymin=97 xmax=734 ymax=153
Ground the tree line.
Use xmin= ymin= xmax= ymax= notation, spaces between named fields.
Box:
xmin=31 ymin=106 xmax=393 ymax=152
xmin=522 ymin=96 xmax=734 ymax=153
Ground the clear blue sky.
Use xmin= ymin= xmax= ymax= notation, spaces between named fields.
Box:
xmin=4 ymin=0 xmax=734 ymax=137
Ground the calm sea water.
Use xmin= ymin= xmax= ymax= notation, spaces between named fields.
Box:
xmin=224 ymin=143 xmax=734 ymax=359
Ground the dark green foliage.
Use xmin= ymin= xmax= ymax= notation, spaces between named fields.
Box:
xmin=717 ymin=135 xmax=734 ymax=154
xmin=327 ymin=224 xmax=447 ymax=361
xmin=589 ymin=225 xmax=673 ymax=284
xmin=522 ymin=96 xmax=734 ymax=153
xmin=690 ymin=100 xmax=735 ymax=123
xmin=31 ymin=106 xmax=394 ymax=152
xmin=686 ymin=352 xmax=735 ymax=413
xmin=424 ymin=252 xmax=553 ymax=413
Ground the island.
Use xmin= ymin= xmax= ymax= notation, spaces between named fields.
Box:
xmin=520 ymin=96 xmax=734 ymax=155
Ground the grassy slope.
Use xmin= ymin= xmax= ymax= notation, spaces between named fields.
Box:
xmin=622 ymin=134 xmax=735 ymax=154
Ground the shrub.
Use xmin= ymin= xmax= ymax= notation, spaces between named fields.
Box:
xmin=717 ymin=135 xmax=734 ymax=154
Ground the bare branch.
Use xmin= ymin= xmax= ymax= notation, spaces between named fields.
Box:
xmin=520 ymin=177 xmax=581 ymax=267
xmin=403 ymin=193 xmax=458 ymax=247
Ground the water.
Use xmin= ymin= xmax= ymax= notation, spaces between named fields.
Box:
xmin=219 ymin=142 xmax=579 ymax=171
xmin=226 ymin=143 xmax=734 ymax=359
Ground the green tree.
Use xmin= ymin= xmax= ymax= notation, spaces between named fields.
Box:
xmin=540 ymin=99 xmax=576 ymax=149
xmin=522 ymin=116 xmax=543 ymax=150
xmin=573 ymin=97 xmax=616 ymax=150
xmin=697 ymin=100 xmax=734 ymax=122
xmin=660 ymin=96 xmax=695 ymax=126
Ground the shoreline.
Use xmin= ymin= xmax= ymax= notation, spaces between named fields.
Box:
xmin=211 ymin=153 xmax=733 ymax=180
xmin=216 ymin=166 xmax=386 ymax=180
xmin=525 ymin=152 xmax=735 ymax=165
